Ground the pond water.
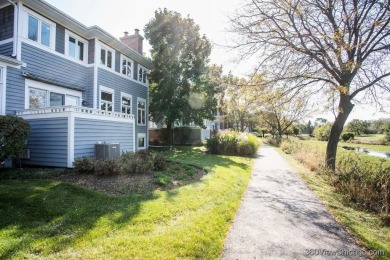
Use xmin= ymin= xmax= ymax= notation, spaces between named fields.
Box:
xmin=342 ymin=146 xmax=390 ymax=159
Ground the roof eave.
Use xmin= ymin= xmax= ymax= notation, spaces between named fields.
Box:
xmin=22 ymin=0 xmax=153 ymax=70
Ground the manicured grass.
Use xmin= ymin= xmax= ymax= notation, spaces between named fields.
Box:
xmin=276 ymin=146 xmax=390 ymax=260
xmin=0 ymin=147 xmax=253 ymax=259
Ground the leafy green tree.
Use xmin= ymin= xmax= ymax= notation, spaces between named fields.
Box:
xmin=145 ymin=9 xmax=213 ymax=144
xmin=231 ymin=0 xmax=390 ymax=170
xmin=314 ymin=123 xmax=332 ymax=141
xmin=345 ymin=119 xmax=369 ymax=136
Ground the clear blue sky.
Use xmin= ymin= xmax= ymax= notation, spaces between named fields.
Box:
xmin=45 ymin=0 xmax=389 ymax=121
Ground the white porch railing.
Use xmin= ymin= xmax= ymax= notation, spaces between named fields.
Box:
xmin=16 ymin=105 xmax=135 ymax=120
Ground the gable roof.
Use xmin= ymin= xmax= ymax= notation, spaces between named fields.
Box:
xmin=20 ymin=0 xmax=153 ymax=69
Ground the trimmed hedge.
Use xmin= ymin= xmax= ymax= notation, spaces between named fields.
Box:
xmin=206 ymin=130 xmax=260 ymax=157
xmin=0 ymin=116 xmax=30 ymax=162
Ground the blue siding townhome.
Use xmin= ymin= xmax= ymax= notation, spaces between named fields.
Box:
xmin=0 ymin=0 xmax=152 ymax=167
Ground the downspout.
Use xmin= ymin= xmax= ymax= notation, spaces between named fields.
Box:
xmin=8 ymin=0 xmax=18 ymax=58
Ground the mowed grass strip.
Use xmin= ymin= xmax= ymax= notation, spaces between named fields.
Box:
xmin=0 ymin=147 xmax=253 ymax=259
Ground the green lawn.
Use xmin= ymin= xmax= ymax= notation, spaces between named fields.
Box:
xmin=0 ymin=147 xmax=253 ymax=259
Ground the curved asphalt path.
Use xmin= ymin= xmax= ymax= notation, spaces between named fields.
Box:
xmin=221 ymin=144 xmax=369 ymax=260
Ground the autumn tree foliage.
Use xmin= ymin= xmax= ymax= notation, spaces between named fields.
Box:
xmin=231 ymin=0 xmax=390 ymax=170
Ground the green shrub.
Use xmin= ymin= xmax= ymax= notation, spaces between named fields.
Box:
xmin=154 ymin=173 xmax=171 ymax=185
xmin=74 ymin=151 xmax=167 ymax=175
xmin=94 ymin=159 xmax=121 ymax=176
xmin=206 ymin=131 xmax=260 ymax=157
xmin=0 ymin=116 xmax=30 ymax=162
xmin=73 ymin=157 xmax=95 ymax=174
xmin=340 ymin=132 xmax=355 ymax=141
xmin=313 ymin=124 xmax=332 ymax=141
xmin=237 ymin=134 xmax=261 ymax=157
xmin=151 ymin=153 xmax=167 ymax=170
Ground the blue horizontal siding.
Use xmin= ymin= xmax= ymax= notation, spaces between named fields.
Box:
xmin=24 ymin=117 xmax=68 ymax=167
xmin=21 ymin=42 xmax=90 ymax=89
xmin=5 ymin=67 xmax=24 ymax=115
xmin=0 ymin=42 xmax=12 ymax=56
xmin=97 ymin=68 xmax=147 ymax=141
xmin=74 ymin=118 xmax=133 ymax=158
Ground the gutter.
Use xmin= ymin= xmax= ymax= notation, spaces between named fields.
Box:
xmin=7 ymin=0 xmax=18 ymax=58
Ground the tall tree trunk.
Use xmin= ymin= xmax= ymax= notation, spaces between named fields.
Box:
xmin=166 ymin=121 xmax=173 ymax=146
xmin=325 ymin=93 xmax=354 ymax=170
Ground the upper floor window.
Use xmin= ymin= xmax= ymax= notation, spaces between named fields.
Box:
xmin=100 ymin=44 xmax=114 ymax=69
xmin=137 ymin=98 xmax=146 ymax=125
xmin=138 ymin=65 xmax=147 ymax=83
xmin=66 ymin=31 xmax=87 ymax=62
xmin=121 ymin=56 xmax=133 ymax=78
xmin=28 ymin=14 xmax=51 ymax=47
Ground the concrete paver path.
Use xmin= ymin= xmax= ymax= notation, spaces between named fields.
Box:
xmin=221 ymin=144 xmax=368 ymax=259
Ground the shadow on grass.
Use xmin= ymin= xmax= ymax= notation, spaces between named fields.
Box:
xmin=0 ymin=180 xmax=158 ymax=258
xmin=0 ymin=147 xmax=251 ymax=258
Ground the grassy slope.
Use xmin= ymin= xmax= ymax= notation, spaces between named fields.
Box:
xmin=0 ymin=147 xmax=253 ymax=259
xmin=276 ymin=145 xmax=390 ymax=260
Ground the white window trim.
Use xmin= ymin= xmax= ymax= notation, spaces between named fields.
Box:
xmin=99 ymin=41 xmax=115 ymax=70
xmin=138 ymin=64 xmax=148 ymax=83
xmin=121 ymin=92 xmax=132 ymax=115
xmin=0 ymin=66 xmax=5 ymax=115
xmin=99 ymin=85 xmax=115 ymax=112
xmin=120 ymin=54 xmax=134 ymax=79
xmin=24 ymin=79 xmax=82 ymax=109
xmin=21 ymin=6 xmax=56 ymax=50
xmin=137 ymin=97 xmax=146 ymax=126
xmin=137 ymin=133 xmax=146 ymax=150
xmin=65 ymin=30 xmax=88 ymax=63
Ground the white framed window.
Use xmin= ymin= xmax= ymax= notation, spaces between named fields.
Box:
xmin=138 ymin=65 xmax=147 ymax=83
xmin=137 ymin=133 xmax=146 ymax=149
xmin=24 ymin=8 xmax=55 ymax=49
xmin=100 ymin=86 xmax=114 ymax=112
xmin=137 ymin=97 xmax=146 ymax=125
xmin=121 ymin=55 xmax=133 ymax=78
xmin=121 ymin=92 xmax=132 ymax=115
xmin=65 ymin=30 xmax=88 ymax=62
xmin=100 ymin=43 xmax=114 ymax=69
xmin=25 ymin=79 xmax=82 ymax=109
xmin=0 ymin=67 xmax=4 ymax=115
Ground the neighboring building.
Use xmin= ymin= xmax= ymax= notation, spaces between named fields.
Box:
xmin=0 ymin=0 xmax=152 ymax=167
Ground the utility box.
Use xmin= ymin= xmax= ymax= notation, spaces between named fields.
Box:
xmin=95 ymin=143 xmax=120 ymax=159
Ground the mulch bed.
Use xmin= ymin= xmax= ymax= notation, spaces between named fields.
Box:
xmin=56 ymin=167 xmax=206 ymax=196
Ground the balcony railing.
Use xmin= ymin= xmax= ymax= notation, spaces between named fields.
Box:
xmin=16 ymin=105 xmax=135 ymax=120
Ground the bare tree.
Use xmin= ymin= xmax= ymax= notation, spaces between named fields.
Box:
xmin=231 ymin=0 xmax=390 ymax=170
